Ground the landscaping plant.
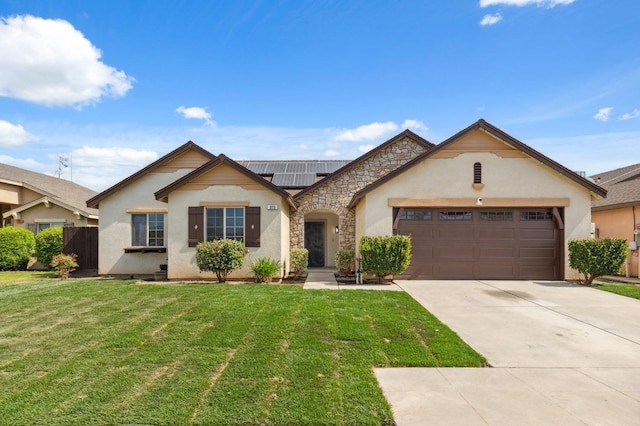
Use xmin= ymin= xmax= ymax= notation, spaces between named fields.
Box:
xmin=35 ymin=227 xmax=63 ymax=269
xmin=0 ymin=226 xmax=35 ymax=271
xmin=335 ymin=249 xmax=355 ymax=274
xmin=359 ymin=235 xmax=412 ymax=283
xmin=195 ymin=239 xmax=245 ymax=282
xmin=568 ymin=238 xmax=629 ymax=286
xmin=289 ymin=248 xmax=308 ymax=278
xmin=249 ymin=257 xmax=281 ymax=283
xmin=50 ymin=253 xmax=78 ymax=279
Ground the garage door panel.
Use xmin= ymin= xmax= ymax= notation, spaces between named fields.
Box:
xmin=396 ymin=207 xmax=561 ymax=280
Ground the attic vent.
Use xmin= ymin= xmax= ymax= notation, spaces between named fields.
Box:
xmin=473 ymin=162 xmax=482 ymax=184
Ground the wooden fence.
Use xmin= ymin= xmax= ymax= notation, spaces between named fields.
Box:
xmin=63 ymin=227 xmax=98 ymax=277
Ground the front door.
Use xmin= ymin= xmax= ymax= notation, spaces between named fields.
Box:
xmin=305 ymin=222 xmax=325 ymax=267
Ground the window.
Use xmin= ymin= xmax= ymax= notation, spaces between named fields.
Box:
xmin=474 ymin=162 xmax=482 ymax=184
xmin=132 ymin=213 xmax=165 ymax=246
xmin=520 ymin=211 xmax=552 ymax=221
xmin=206 ymin=207 xmax=244 ymax=242
xmin=399 ymin=209 xmax=432 ymax=220
xmin=36 ymin=222 xmax=64 ymax=233
xmin=439 ymin=211 xmax=472 ymax=221
xmin=480 ymin=211 xmax=513 ymax=221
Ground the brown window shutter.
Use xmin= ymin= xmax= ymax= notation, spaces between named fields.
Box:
xmin=245 ymin=206 xmax=260 ymax=247
xmin=188 ymin=206 xmax=204 ymax=247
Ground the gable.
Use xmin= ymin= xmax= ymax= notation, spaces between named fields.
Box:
xmin=431 ymin=128 xmax=527 ymax=159
xmin=153 ymin=149 xmax=213 ymax=173
xmin=178 ymin=163 xmax=270 ymax=192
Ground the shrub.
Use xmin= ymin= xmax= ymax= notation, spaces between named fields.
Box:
xmin=35 ymin=227 xmax=63 ymax=269
xmin=195 ymin=239 xmax=245 ymax=283
xmin=0 ymin=226 xmax=36 ymax=271
xmin=250 ymin=257 xmax=282 ymax=283
xmin=359 ymin=235 xmax=412 ymax=283
xmin=568 ymin=238 xmax=629 ymax=286
xmin=290 ymin=248 xmax=308 ymax=278
xmin=335 ymin=250 xmax=355 ymax=273
xmin=51 ymin=253 xmax=78 ymax=279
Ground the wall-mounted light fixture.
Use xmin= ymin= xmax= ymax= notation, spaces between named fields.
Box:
xmin=334 ymin=226 xmax=339 ymax=234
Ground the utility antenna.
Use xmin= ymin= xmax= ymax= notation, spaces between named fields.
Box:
xmin=55 ymin=155 xmax=69 ymax=179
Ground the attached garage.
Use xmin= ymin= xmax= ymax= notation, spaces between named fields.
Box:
xmin=394 ymin=207 xmax=563 ymax=280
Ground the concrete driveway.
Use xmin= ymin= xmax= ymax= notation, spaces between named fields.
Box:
xmin=375 ymin=280 xmax=640 ymax=425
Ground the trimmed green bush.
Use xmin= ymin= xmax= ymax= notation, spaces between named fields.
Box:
xmin=0 ymin=226 xmax=36 ymax=271
xmin=335 ymin=250 xmax=355 ymax=273
xmin=250 ymin=257 xmax=282 ymax=283
xmin=290 ymin=248 xmax=308 ymax=278
xmin=568 ymin=238 xmax=629 ymax=286
xmin=360 ymin=235 xmax=412 ymax=283
xmin=35 ymin=227 xmax=63 ymax=269
xmin=195 ymin=239 xmax=245 ymax=282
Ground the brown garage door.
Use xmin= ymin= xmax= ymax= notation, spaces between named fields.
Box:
xmin=395 ymin=208 xmax=562 ymax=280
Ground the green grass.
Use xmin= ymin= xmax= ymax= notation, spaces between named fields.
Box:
xmin=0 ymin=279 xmax=485 ymax=425
xmin=595 ymin=282 xmax=640 ymax=300
xmin=0 ymin=271 xmax=56 ymax=285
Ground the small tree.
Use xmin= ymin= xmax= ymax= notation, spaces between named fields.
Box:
xmin=250 ymin=257 xmax=281 ymax=283
xmin=360 ymin=235 xmax=412 ymax=283
xmin=195 ymin=239 xmax=245 ymax=283
xmin=568 ymin=238 xmax=628 ymax=286
xmin=0 ymin=226 xmax=35 ymax=271
xmin=35 ymin=227 xmax=63 ymax=269
xmin=290 ymin=248 xmax=308 ymax=278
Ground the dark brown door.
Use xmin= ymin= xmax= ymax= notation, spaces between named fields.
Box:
xmin=305 ymin=222 xmax=325 ymax=267
xmin=395 ymin=208 xmax=561 ymax=280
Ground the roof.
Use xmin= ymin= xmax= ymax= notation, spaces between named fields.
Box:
xmin=348 ymin=119 xmax=607 ymax=209
xmin=0 ymin=163 xmax=98 ymax=218
xmin=591 ymin=163 xmax=640 ymax=210
xmin=294 ymin=129 xmax=434 ymax=200
xmin=155 ymin=154 xmax=297 ymax=209
xmin=87 ymin=141 xmax=216 ymax=208
xmin=238 ymin=160 xmax=351 ymax=189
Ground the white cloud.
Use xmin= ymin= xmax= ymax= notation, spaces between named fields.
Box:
xmin=593 ymin=107 xmax=613 ymax=122
xmin=480 ymin=13 xmax=503 ymax=26
xmin=324 ymin=150 xmax=340 ymax=157
xmin=334 ymin=121 xmax=399 ymax=142
xmin=401 ymin=119 xmax=429 ymax=133
xmin=358 ymin=144 xmax=375 ymax=153
xmin=176 ymin=106 xmax=215 ymax=126
xmin=0 ymin=15 xmax=134 ymax=107
xmin=0 ymin=155 xmax=46 ymax=171
xmin=0 ymin=120 xmax=38 ymax=146
xmin=480 ymin=0 xmax=575 ymax=7
xmin=619 ymin=109 xmax=640 ymax=121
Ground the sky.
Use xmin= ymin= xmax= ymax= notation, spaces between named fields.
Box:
xmin=0 ymin=0 xmax=639 ymax=191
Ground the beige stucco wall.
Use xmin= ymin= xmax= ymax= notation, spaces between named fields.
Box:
xmin=165 ymin=185 xmax=290 ymax=280
xmin=353 ymin=152 xmax=595 ymax=280
xmin=97 ymin=170 xmax=192 ymax=275
xmin=592 ymin=206 xmax=639 ymax=277
xmin=16 ymin=203 xmax=93 ymax=229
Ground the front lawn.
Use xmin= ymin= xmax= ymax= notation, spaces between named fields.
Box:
xmin=0 ymin=279 xmax=484 ymax=425
xmin=594 ymin=281 xmax=640 ymax=300
xmin=0 ymin=271 xmax=56 ymax=285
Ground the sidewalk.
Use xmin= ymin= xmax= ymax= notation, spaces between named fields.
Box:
xmin=303 ymin=268 xmax=403 ymax=291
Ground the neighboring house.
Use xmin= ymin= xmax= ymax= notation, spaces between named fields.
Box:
xmin=591 ymin=164 xmax=640 ymax=278
xmin=1 ymin=163 xmax=98 ymax=233
xmin=87 ymin=119 xmax=606 ymax=281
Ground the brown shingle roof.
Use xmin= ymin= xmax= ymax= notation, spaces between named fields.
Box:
xmin=591 ymin=163 xmax=640 ymax=210
xmin=0 ymin=163 xmax=98 ymax=217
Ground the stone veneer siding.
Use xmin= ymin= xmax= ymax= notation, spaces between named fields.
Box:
xmin=291 ymin=137 xmax=429 ymax=251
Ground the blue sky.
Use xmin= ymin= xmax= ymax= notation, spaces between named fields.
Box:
xmin=1 ymin=0 xmax=639 ymax=191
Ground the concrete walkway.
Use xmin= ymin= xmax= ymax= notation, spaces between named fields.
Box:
xmin=303 ymin=268 xmax=402 ymax=291
xmin=375 ymin=280 xmax=640 ymax=425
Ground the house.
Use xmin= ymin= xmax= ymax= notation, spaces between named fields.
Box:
xmin=1 ymin=163 xmax=98 ymax=232
xmin=87 ymin=119 xmax=606 ymax=281
xmin=591 ymin=164 xmax=640 ymax=278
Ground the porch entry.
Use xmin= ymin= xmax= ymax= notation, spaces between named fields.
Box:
xmin=304 ymin=222 xmax=325 ymax=267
